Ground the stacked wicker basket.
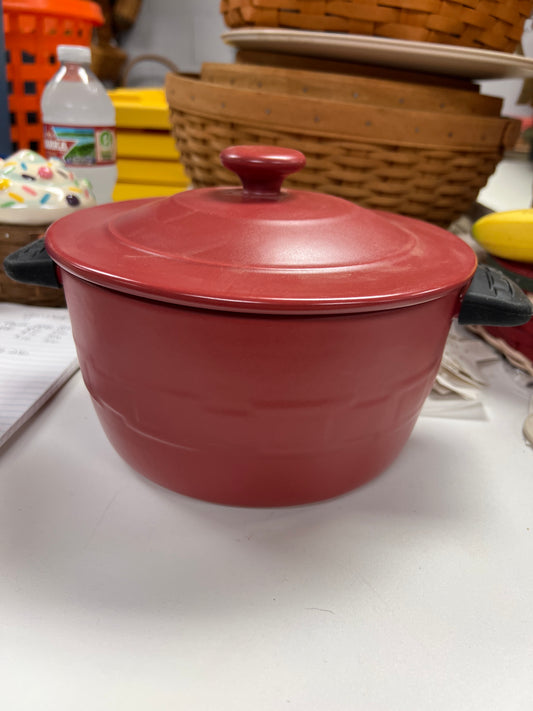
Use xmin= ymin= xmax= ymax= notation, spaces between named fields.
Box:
xmin=220 ymin=0 xmax=532 ymax=53
xmin=165 ymin=0 xmax=533 ymax=226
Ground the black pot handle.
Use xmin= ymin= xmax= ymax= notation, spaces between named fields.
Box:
xmin=458 ymin=265 xmax=532 ymax=326
xmin=4 ymin=241 xmax=532 ymax=326
xmin=3 ymin=237 xmax=62 ymax=289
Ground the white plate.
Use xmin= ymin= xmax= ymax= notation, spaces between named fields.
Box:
xmin=222 ymin=28 xmax=533 ymax=80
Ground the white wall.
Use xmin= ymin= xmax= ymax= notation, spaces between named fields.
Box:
xmin=119 ymin=0 xmax=234 ymax=85
xmin=478 ymin=20 xmax=533 ymax=119
xmin=478 ymin=77 xmax=532 ymax=118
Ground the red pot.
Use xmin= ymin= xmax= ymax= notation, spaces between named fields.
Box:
xmin=5 ymin=146 xmax=532 ymax=506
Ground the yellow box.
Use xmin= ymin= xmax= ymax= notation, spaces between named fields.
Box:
xmin=117 ymin=158 xmax=189 ymax=186
xmin=108 ymin=88 xmax=171 ymax=130
xmin=113 ymin=182 xmax=189 ymax=201
xmin=117 ymin=130 xmax=179 ymax=160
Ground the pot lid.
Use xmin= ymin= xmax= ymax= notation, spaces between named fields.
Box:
xmin=45 ymin=145 xmax=477 ymax=314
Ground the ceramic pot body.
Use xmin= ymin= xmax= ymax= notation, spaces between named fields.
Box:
xmin=63 ymin=270 xmax=461 ymax=505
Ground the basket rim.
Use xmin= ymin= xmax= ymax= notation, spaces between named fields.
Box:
xmin=165 ymin=72 xmax=519 ymax=152
xmin=200 ymin=61 xmax=503 ymax=116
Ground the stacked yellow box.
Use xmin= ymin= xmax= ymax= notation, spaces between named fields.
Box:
xmin=108 ymin=88 xmax=190 ymax=201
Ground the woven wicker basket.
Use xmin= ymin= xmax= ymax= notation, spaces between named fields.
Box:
xmin=1 ymin=227 xmax=65 ymax=307
xmin=220 ymin=0 xmax=533 ymax=54
xmin=165 ymin=67 xmax=519 ymax=226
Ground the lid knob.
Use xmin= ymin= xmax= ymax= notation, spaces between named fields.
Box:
xmin=220 ymin=145 xmax=306 ymax=199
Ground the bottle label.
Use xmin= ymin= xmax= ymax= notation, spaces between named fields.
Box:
xmin=43 ymin=124 xmax=116 ymax=166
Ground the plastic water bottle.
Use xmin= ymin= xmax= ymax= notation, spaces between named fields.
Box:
xmin=41 ymin=45 xmax=117 ymax=205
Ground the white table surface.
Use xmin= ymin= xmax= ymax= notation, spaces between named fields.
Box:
xmin=1 ymin=356 xmax=532 ymax=710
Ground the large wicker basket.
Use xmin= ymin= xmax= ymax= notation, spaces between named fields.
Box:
xmin=220 ymin=0 xmax=533 ymax=54
xmin=165 ymin=65 xmax=519 ymax=226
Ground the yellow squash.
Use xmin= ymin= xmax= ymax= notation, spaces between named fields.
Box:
xmin=472 ymin=209 xmax=533 ymax=263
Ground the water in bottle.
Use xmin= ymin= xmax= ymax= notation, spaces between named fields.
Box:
xmin=41 ymin=45 xmax=117 ymax=204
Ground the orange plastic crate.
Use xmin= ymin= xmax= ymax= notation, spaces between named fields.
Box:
xmin=3 ymin=0 xmax=103 ymax=154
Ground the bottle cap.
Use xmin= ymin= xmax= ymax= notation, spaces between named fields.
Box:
xmin=57 ymin=45 xmax=92 ymax=65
